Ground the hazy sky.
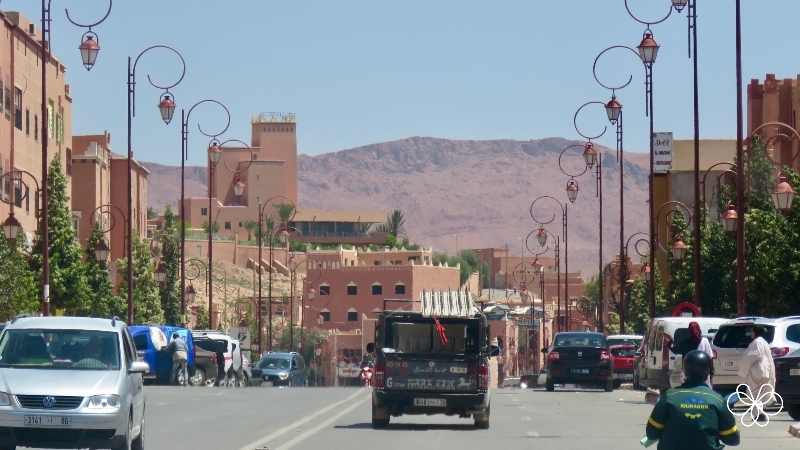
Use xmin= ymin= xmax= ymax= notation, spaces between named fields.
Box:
xmin=5 ymin=0 xmax=798 ymax=166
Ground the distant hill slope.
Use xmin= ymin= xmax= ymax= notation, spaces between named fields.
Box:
xmin=144 ymin=137 xmax=649 ymax=277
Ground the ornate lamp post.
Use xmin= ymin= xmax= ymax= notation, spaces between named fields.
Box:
xmin=37 ymin=1 xmax=112 ymax=316
xmin=0 ymin=170 xmax=40 ymax=245
xmin=529 ymin=226 xmax=561 ymax=331
xmin=178 ymin=101 xmax=230 ymax=325
xmin=128 ymin=45 xmax=186 ymax=324
xmin=530 ymin=198 xmax=568 ymax=331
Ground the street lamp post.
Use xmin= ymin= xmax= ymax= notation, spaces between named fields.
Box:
xmin=530 ymin=197 xmax=568 ymax=331
xmin=128 ymin=45 xmax=185 ymax=325
xmin=89 ymin=203 xmax=127 ymax=279
xmin=178 ymin=100 xmax=230 ymax=325
xmin=1 ymin=170 xmax=41 ymax=246
xmin=205 ymin=138 xmax=251 ymax=327
xmin=529 ymin=226 xmax=560 ymax=331
xmin=256 ymin=196 xmax=296 ymax=353
xmin=38 ymin=1 xmax=112 ymax=316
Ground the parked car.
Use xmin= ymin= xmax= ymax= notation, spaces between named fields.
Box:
xmin=775 ymin=347 xmax=800 ymax=420
xmin=634 ymin=317 xmax=728 ymax=392
xmin=0 ymin=315 xmax=148 ymax=449
xmin=544 ymin=332 xmax=614 ymax=392
xmin=189 ymin=346 xmax=219 ymax=387
xmin=130 ymin=326 xmax=195 ymax=385
xmin=610 ymin=344 xmax=636 ymax=388
xmin=192 ymin=331 xmax=243 ymax=387
xmin=257 ymin=352 xmax=306 ymax=387
xmin=669 ymin=332 xmax=719 ymax=389
xmin=606 ymin=334 xmax=643 ymax=349
xmin=711 ymin=316 xmax=800 ymax=393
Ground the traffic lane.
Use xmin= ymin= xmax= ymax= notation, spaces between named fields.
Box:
xmin=141 ymin=385 xmax=366 ymax=450
xmin=256 ymin=387 xmax=800 ymax=450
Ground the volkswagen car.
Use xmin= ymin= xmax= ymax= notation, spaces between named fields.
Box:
xmin=0 ymin=315 xmax=148 ymax=449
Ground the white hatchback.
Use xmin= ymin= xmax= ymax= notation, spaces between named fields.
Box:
xmin=711 ymin=316 xmax=800 ymax=392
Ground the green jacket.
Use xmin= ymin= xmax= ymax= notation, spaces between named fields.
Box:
xmin=646 ymin=380 xmax=740 ymax=450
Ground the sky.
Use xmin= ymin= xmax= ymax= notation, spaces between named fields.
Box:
xmin=4 ymin=0 xmax=799 ymax=167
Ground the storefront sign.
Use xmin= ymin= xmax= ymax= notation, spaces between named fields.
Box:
xmin=653 ymin=132 xmax=674 ymax=174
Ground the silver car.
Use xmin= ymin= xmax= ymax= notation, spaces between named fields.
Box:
xmin=0 ymin=315 xmax=147 ymax=449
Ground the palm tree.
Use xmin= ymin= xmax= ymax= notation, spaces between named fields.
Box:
xmin=274 ymin=203 xmax=296 ymax=224
xmin=385 ymin=210 xmax=406 ymax=238
xmin=243 ymin=220 xmax=258 ymax=241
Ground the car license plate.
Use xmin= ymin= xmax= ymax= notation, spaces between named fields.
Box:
xmin=790 ymin=369 xmax=800 ymax=376
xmin=618 ymin=374 xmax=633 ymax=379
xmin=24 ymin=416 xmax=71 ymax=427
xmin=413 ymin=398 xmax=446 ymax=407
xmin=723 ymin=360 xmax=738 ymax=369
xmin=570 ymin=369 xmax=589 ymax=374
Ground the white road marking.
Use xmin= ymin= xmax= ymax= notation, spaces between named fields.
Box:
xmin=527 ymin=431 xmax=540 ymax=438
xmin=237 ymin=389 xmax=368 ymax=450
xmin=521 ymin=416 xmax=532 ymax=421
xmin=156 ymin=402 xmax=169 ymax=406
xmin=512 ymin=398 xmax=520 ymax=402
xmin=275 ymin=395 xmax=370 ymax=450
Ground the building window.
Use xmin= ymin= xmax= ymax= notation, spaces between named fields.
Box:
xmin=200 ymin=207 xmax=208 ymax=216
xmin=372 ymin=284 xmax=382 ymax=295
xmin=57 ymin=108 xmax=64 ymax=144
xmin=224 ymin=221 xmax=231 ymax=230
xmin=71 ymin=217 xmax=79 ymax=236
xmin=25 ymin=109 xmax=29 ymax=135
xmin=0 ymin=166 xmax=3 ymax=199
xmin=238 ymin=222 xmax=243 ymax=227
xmin=319 ymin=285 xmax=330 ymax=296
xmin=13 ymin=88 xmax=22 ymax=130
xmin=0 ymin=81 xmax=3 ymax=114
xmin=320 ymin=311 xmax=330 ymax=322
xmin=347 ymin=284 xmax=357 ymax=295
xmin=34 ymin=115 xmax=38 ymax=140
xmin=66 ymin=148 xmax=72 ymax=176
xmin=347 ymin=311 xmax=358 ymax=322
xmin=395 ymin=284 xmax=406 ymax=295
xmin=48 ymin=99 xmax=54 ymax=139
xmin=5 ymin=88 xmax=11 ymax=119
xmin=25 ymin=187 xmax=29 ymax=212
xmin=373 ymin=261 xmax=381 ymax=266
xmin=251 ymin=155 xmax=257 ymax=161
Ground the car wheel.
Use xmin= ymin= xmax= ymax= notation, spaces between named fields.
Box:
xmin=787 ymin=403 xmax=800 ymax=421
xmin=633 ymin=373 xmax=641 ymax=391
xmin=371 ymin=403 xmax=390 ymax=429
xmin=189 ymin=367 xmax=206 ymax=387
xmin=604 ymin=379 xmax=614 ymax=392
xmin=205 ymin=376 xmax=217 ymax=387
xmin=113 ymin=413 xmax=133 ymax=450
xmin=473 ymin=405 xmax=490 ymax=429
xmin=131 ymin=412 xmax=144 ymax=450
xmin=613 ymin=381 xmax=621 ymax=390
xmin=546 ymin=378 xmax=555 ymax=392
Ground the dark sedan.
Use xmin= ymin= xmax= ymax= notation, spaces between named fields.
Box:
xmin=544 ymin=332 xmax=614 ymax=392
xmin=189 ymin=346 xmax=219 ymax=387
xmin=775 ymin=348 xmax=800 ymax=420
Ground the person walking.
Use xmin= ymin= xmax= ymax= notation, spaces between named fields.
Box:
xmin=727 ymin=325 xmax=776 ymax=419
xmin=646 ymin=350 xmax=740 ymax=450
xmin=662 ymin=321 xmax=714 ymax=387
xmin=496 ymin=354 xmax=505 ymax=388
xmin=166 ymin=332 xmax=189 ymax=386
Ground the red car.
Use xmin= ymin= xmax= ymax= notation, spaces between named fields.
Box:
xmin=610 ymin=344 xmax=637 ymax=389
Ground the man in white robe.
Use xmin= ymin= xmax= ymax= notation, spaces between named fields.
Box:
xmin=728 ymin=325 xmax=775 ymax=420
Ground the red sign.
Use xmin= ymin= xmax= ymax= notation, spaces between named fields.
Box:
xmin=672 ymin=302 xmax=700 ymax=318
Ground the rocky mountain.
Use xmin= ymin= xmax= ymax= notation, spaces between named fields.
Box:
xmin=144 ymin=137 xmax=650 ymax=277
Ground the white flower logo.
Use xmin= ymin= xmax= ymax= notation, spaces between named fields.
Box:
xmin=726 ymin=383 xmax=784 ymax=427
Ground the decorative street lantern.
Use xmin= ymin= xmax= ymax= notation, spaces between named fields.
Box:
xmin=605 ymin=94 xmax=622 ymax=124
xmin=520 ymin=286 xmax=531 ymax=303
xmin=317 ymin=314 xmax=324 ymax=326
xmin=533 ymin=257 xmax=543 ymax=275
xmin=2 ymin=213 xmax=22 ymax=243
xmin=720 ymin=203 xmax=738 ymax=233
xmin=278 ymin=229 xmax=290 ymax=244
xmin=208 ymin=143 xmax=222 ymax=164
xmin=154 ymin=262 xmax=167 ymax=284
xmin=233 ymin=180 xmax=245 ymax=197
xmin=671 ymin=0 xmax=689 ymax=13
xmin=78 ymin=35 xmax=100 ymax=71
xmin=95 ymin=239 xmax=111 ymax=264
xmin=158 ymin=94 xmax=176 ymax=125
xmin=536 ymin=227 xmax=548 ymax=247
xmin=289 ymin=256 xmax=298 ymax=271
xmin=772 ymin=174 xmax=796 ymax=213
xmin=566 ymin=179 xmax=579 ymax=203
xmin=671 ymin=235 xmax=688 ymax=261
xmin=184 ymin=284 xmax=196 ymax=304
xmin=582 ymin=142 xmax=597 ymax=169
xmin=307 ymin=287 xmax=316 ymax=301
xmin=637 ymin=30 xmax=660 ymax=65
xmin=641 ymin=263 xmax=652 ymax=282
xmin=580 ymin=319 xmax=590 ymax=332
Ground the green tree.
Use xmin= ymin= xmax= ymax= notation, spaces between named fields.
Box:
xmin=195 ymin=305 xmax=210 ymax=330
xmin=159 ymin=204 xmax=181 ymax=325
xmin=274 ymin=203 xmax=296 ymax=223
xmin=28 ymin=157 xmax=92 ymax=315
xmin=118 ymin=230 xmax=164 ymax=325
xmin=376 ymin=210 xmax=406 ymax=238
xmin=202 ymin=221 xmax=220 ymax=235
xmin=0 ymin=225 xmax=38 ymax=320
xmin=84 ymin=222 xmax=125 ymax=318
xmin=243 ymin=220 xmax=258 ymax=241
xmin=606 ymin=263 xmax=667 ymax=335
xmin=146 ymin=206 xmax=158 ymax=220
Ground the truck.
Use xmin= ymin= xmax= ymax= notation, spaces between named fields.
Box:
xmin=367 ymin=292 xmax=499 ymax=429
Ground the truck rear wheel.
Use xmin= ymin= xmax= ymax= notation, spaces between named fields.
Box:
xmin=372 ymin=403 xmax=390 ymax=429
xmin=473 ymin=405 xmax=490 ymax=429
xmin=546 ymin=379 xmax=555 ymax=392
xmin=604 ymin=379 xmax=614 ymax=392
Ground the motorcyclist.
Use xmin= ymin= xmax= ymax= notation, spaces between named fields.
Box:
xmin=646 ymin=350 xmax=740 ymax=450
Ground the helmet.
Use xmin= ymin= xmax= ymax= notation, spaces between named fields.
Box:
xmin=683 ymin=350 xmax=712 ymax=381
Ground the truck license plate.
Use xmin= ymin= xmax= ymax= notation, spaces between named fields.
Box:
xmin=413 ymin=398 xmax=446 ymax=407
xmin=790 ymin=369 xmax=800 ymax=376
xmin=24 ymin=416 xmax=71 ymax=427
xmin=570 ymin=369 xmax=589 ymax=374
xmin=618 ymin=374 xmax=633 ymax=379
xmin=723 ymin=360 xmax=738 ymax=369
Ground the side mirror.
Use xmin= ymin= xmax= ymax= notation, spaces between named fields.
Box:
xmin=366 ymin=343 xmax=375 ymax=354
xmin=489 ymin=345 xmax=501 ymax=357
xmin=129 ymin=361 xmax=150 ymax=374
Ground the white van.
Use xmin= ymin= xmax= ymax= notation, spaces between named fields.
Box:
xmin=634 ymin=317 xmax=728 ymax=392
xmin=192 ymin=330 xmax=243 ymax=386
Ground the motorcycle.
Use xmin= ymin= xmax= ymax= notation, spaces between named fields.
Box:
xmin=360 ymin=363 xmax=374 ymax=387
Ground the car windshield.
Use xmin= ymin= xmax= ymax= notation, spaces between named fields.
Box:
xmin=554 ymin=334 xmax=605 ymax=348
xmin=0 ymin=329 xmax=120 ymax=370
xmin=259 ymin=358 xmax=290 ymax=370
xmin=607 ymin=338 xmax=641 ymax=348
xmin=611 ymin=348 xmax=636 ymax=357
xmin=713 ymin=325 xmax=776 ymax=348
xmin=385 ymin=320 xmax=480 ymax=354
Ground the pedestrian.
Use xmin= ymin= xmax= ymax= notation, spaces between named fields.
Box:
xmin=496 ymin=354 xmax=505 ymax=388
xmin=662 ymin=321 xmax=714 ymax=386
xmin=727 ymin=324 xmax=776 ymax=419
xmin=645 ymin=350 xmax=740 ymax=450
xmin=165 ymin=332 xmax=188 ymax=386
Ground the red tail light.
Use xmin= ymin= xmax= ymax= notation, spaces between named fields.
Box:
xmin=478 ymin=362 xmax=489 ymax=391
xmin=772 ymin=347 xmax=790 ymax=358
xmin=210 ymin=354 xmax=217 ymax=362
xmin=548 ymin=351 xmax=560 ymax=361
xmin=600 ymin=350 xmax=612 ymax=362
xmin=374 ymin=361 xmax=385 ymax=388
xmin=712 ymin=350 xmax=717 ymax=359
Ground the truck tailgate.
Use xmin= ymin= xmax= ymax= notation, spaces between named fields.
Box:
xmin=384 ymin=356 xmax=477 ymax=391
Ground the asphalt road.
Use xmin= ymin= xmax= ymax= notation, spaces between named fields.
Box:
xmin=25 ymin=385 xmax=800 ymax=449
